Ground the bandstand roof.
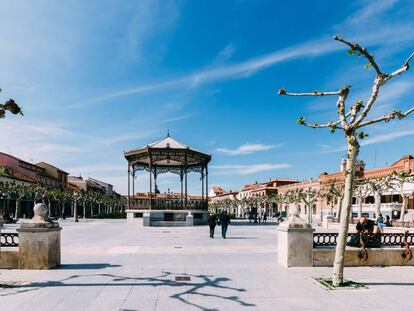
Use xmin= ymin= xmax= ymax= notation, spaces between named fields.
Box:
xmin=124 ymin=134 xmax=211 ymax=171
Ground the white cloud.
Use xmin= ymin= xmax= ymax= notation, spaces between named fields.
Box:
xmin=119 ymin=0 xmax=180 ymax=62
xmin=344 ymin=0 xmax=398 ymax=26
xmin=216 ymin=143 xmax=280 ymax=155
xmin=320 ymin=125 xmax=414 ymax=154
xmin=79 ymin=37 xmax=339 ymax=106
xmin=361 ymin=129 xmax=414 ymax=146
xmin=217 ymin=43 xmax=236 ymax=61
xmin=211 ymin=163 xmax=291 ymax=175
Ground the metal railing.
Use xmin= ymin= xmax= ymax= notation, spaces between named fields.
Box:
xmin=128 ymin=198 xmax=208 ymax=210
xmin=313 ymin=232 xmax=414 ymax=248
xmin=0 ymin=232 xmax=19 ymax=247
xmin=392 ymin=220 xmax=414 ymax=228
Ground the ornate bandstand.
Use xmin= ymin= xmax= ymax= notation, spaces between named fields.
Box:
xmin=124 ymin=133 xmax=211 ymax=226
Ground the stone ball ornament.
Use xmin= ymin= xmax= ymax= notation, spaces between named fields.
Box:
xmin=31 ymin=203 xmax=49 ymax=223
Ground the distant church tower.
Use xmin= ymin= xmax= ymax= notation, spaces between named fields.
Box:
xmin=340 ymin=157 xmax=365 ymax=173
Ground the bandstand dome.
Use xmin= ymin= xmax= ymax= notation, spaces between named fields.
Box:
xmin=124 ymin=134 xmax=211 ymax=172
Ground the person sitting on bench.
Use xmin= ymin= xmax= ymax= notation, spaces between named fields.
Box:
xmin=356 ymin=216 xmax=375 ymax=234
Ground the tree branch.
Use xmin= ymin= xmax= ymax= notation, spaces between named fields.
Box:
xmin=277 ymin=89 xmax=341 ymax=96
xmin=353 ymin=76 xmax=381 ymax=127
xmin=359 ymin=107 xmax=414 ymax=127
xmin=382 ymin=51 xmax=414 ymax=84
xmin=336 ymin=87 xmax=350 ymax=129
xmin=334 ymin=35 xmax=383 ymax=77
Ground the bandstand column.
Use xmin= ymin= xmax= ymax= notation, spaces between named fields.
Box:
xmin=205 ymin=165 xmax=209 ymax=204
xmin=132 ymin=169 xmax=135 ymax=200
xmin=127 ymin=164 xmax=131 ymax=209
xmin=149 ymin=152 xmax=153 ymax=210
xmin=154 ymin=166 xmax=157 ymax=192
xmin=201 ymin=166 xmax=204 ymax=201
xmin=180 ymin=167 xmax=184 ymax=209
xmin=184 ymin=154 xmax=188 ymax=209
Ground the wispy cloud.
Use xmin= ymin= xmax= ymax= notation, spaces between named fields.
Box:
xmin=119 ymin=0 xmax=180 ymax=62
xmin=320 ymin=125 xmax=414 ymax=154
xmin=344 ymin=0 xmax=398 ymax=26
xmin=211 ymin=163 xmax=291 ymax=175
xmin=79 ymin=37 xmax=339 ymax=106
xmin=361 ymin=129 xmax=414 ymax=146
xmin=217 ymin=43 xmax=236 ymax=61
xmin=216 ymin=143 xmax=281 ymax=155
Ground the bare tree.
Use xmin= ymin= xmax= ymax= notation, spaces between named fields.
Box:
xmin=323 ymin=182 xmax=344 ymax=221
xmin=298 ymin=188 xmax=320 ymax=224
xmin=353 ymin=178 xmax=371 ymax=218
xmin=389 ymin=171 xmax=414 ymax=221
xmin=366 ymin=176 xmax=390 ymax=219
xmin=278 ymin=35 xmax=414 ymax=286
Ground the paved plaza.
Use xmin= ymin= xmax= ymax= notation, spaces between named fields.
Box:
xmin=1 ymin=220 xmax=414 ymax=310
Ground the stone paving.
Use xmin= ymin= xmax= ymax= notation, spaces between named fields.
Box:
xmin=1 ymin=219 xmax=414 ymax=310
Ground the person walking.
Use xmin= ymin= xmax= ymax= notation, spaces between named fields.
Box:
xmin=208 ymin=212 xmax=217 ymax=238
xmin=219 ymin=211 xmax=231 ymax=239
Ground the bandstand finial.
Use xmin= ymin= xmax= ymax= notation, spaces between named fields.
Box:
xmin=167 ymin=129 xmax=170 ymax=137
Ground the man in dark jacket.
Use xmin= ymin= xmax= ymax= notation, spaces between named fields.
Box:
xmin=219 ymin=211 xmax=231 ymax=239
xmin=208 ymin=212 xmax=217 ymax=238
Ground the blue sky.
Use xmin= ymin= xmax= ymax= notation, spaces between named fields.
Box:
xmin=1 ymin=0 xmax=414 ymax=195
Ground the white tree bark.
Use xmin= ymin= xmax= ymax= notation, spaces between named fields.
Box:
xmin=332 ymin=137 xmax=359 ymax=286
xmin=374 ymin=191 xmax=381 ymax=218
xmin=279 ymin=35 xmax=414 ymax=286
xmin=401 ymin=194 xmax=407 ymax=221
xmin=336 ymin=197 xmax=343 ymax=222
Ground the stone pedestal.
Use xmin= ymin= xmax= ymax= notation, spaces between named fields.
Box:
xmin=277 ymin=205 xmax=314 ymax=267
xmin=17 ymin=222 xmax=61 ymax=269
xmin=186 ymin=212 xmax=194 ymax=226
xmin=143 ymin=212 xmax=150 ymax=227
xmin=16 ymin=202 xmax=62 ymax=269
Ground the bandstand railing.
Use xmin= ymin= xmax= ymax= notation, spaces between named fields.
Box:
xmin=128 ymin=198 xmax=208 ymax=211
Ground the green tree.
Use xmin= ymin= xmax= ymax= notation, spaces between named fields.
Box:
xmin=0 ymin=88 xmax=23 ymax=118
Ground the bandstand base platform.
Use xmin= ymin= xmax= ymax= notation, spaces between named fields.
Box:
xmin=126 ymin=210 xmax=208 ymax=226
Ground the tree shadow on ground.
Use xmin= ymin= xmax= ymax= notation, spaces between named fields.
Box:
xmin=231 ymin=221 xmax=278 ymax=226
xmin=58 ymin=263 xmax=122 ymax=270
xmin=1 ymin=271 xmax=255 ymax=311
xmin=364 ymin=282 xmax=414 ymax=286
xmin=225 ymin=237 xmax=257 ymax=240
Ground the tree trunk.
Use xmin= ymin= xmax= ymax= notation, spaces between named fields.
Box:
xmin=74 ymin=200 xmax=78 ymax=222
xmin=336 ymin=197 xmax=343 ymax=222
xmin=332 ymin=137 xmax=359 ymax=287
xmin=374 ymin=191 xmax=381 ymax=218
xmin=61 ymin=203 xmax=66 ymax=219
xmin=48 ymin=201 xmax=52 ymax=217
xmin=400 ymin=195 xmax=407 ymax=221
xmin=83 ymin=201 xmax=86 ymax=218
xmin=358 ymin=197 xmax=363 ymax=218
xmin=14 ymin=199 xmax=20 ymax=220
xmin=307 ymin=203 xmax=312 ymax=224
xmin=98 ymin=203 xmax=101 ymax=215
